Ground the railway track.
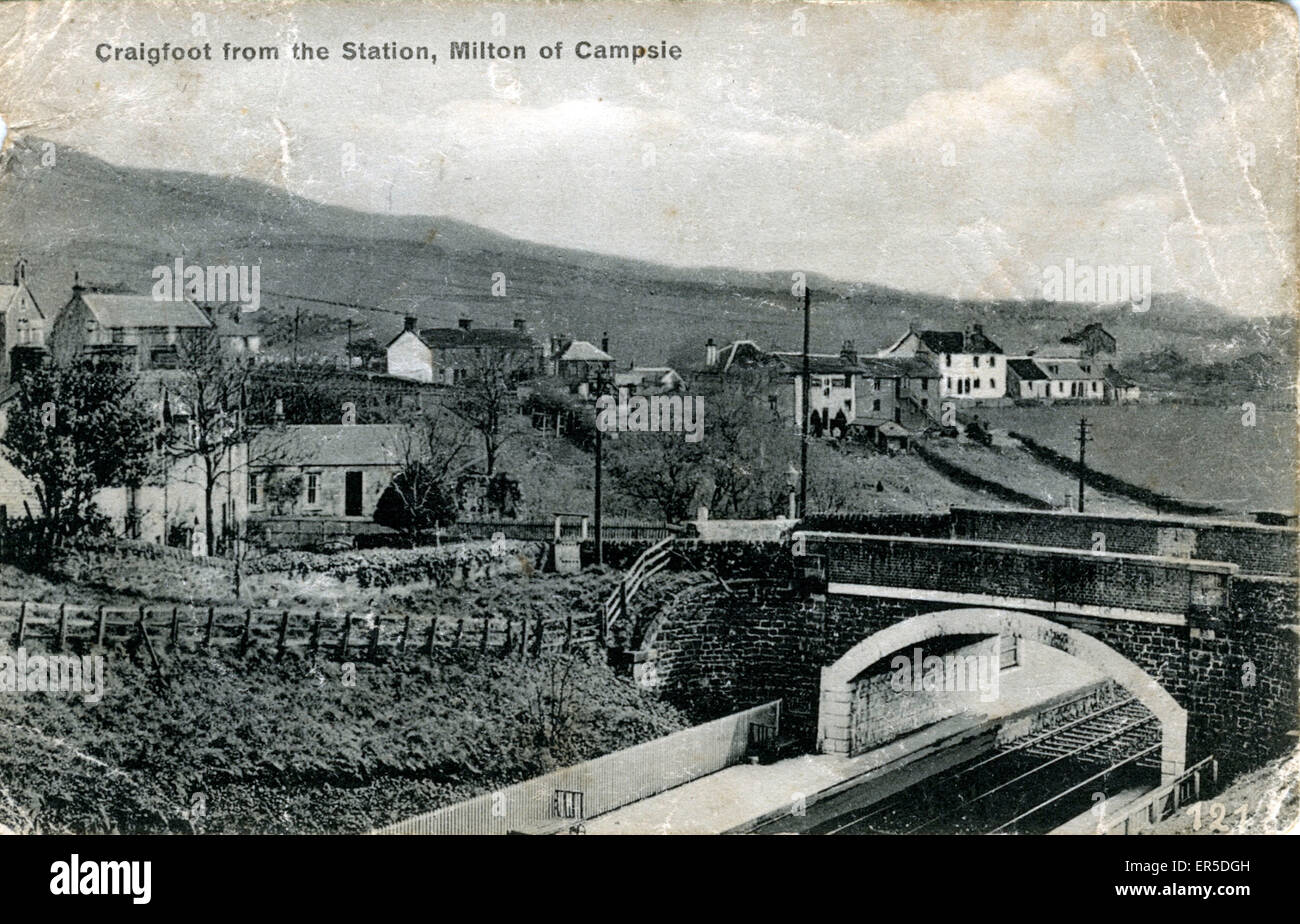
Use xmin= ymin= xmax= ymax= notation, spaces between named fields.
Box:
xmin=819 ymin=696 xmax=1161 ymax=835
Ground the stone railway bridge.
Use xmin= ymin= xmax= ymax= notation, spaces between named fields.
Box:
xmin=620 ymin=507 xmax=1299 ymax=782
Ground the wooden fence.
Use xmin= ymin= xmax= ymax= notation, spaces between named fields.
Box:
xmin=600 ymin=537 xmax=674 ymax=643
xmin=0 ymin=599 xmax=603 ymax=662
xmin=372 ymin=699 xmax=782 ymax=834
xmin=250 ymin=516 xmax=681 ymax=549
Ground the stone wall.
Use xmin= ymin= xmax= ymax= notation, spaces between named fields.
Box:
xmin=951 ymin=507 xmax=1299 ymax=577
xmin=636 ymin=575 xmax=1297 ymax=777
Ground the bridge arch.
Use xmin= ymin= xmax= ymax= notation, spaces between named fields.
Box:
xmin=817 ymin=607 xmax=1187 ymax=782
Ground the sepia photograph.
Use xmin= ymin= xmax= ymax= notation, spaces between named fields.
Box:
xmin=0 ymin=0 xmax=1295 ymax=882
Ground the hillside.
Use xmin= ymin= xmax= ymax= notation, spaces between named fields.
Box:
xmin=0 ymin=135 xmax=1292 ymax=369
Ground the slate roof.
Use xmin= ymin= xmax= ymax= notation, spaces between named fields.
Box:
xmin=558 ymin=340 xmax=613 ymax=363
xmin=1007 ymin=358 xmax=1049 ymax=381
xmin=857 ymin=356 xmax=940 ymax=379
xmin=771 ymin=352 xmax=860 ymax=375
xmin=80 ymin=293 xmax=213 ymax=329
xmin=250 ymin=424 xmax=411 ymax=468
xmin=918 ymin=329 xmax=1003 ymax=354
xmin=419 ymin=327 xmax=534 ymax=350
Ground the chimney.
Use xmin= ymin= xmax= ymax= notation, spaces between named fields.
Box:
xmin=705 ymin=337 xmax=718 ymax=367
xmin=73 ymin=270 xmax=82 ymax=292
xmin=458 ymin=318 xmax=472 ymax=330
xmin=404 ymin=315 xmax=417 ymax=332
xmin=513 ymin=317 xmax=526 ymax=332
xmin=601 ymin=332 xmax=609 ymax=354
xmin=13 ymin=258 xmax=25 ymax=286
xmin=841 ymin=339 xmax=858 ymax=366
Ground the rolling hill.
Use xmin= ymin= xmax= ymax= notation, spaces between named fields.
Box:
xmin=0 ymin=135 xmax=1292 ymax=373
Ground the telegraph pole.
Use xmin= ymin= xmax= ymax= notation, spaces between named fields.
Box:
xmin=292 ymin=305 xmax=301 ymax=366
xmin=799 ymin=284 xmax=811 ymax=518
xmin=593 ymin=371 xmax=609 ymax=566
xmin=1076 ymin=416 xmax=1091 ymax=513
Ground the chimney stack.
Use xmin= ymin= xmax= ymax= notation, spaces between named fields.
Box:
xmin=458 ymin=318 xmax=472 ymax=330
xmin=13 ymin=258 xmax=25 ymax=286
xmin=840 ymin=339 xmax=857 ymax=366
xmin=73 ymin=270 xmax=81 ymax=292
xmin=404 ymin=315 xmax=417 ymax=332
xmin=705 ymin=338 xmax=718 ymax=368
xmin=513 ymin=317 xmax=526 ymax=332
xmin=601 ymin=332 xmax=609 ymax=353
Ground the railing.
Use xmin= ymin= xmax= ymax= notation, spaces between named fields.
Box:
xmin=601 ymin=537 xmax=675 ymax=641
xmin=372 ymin=699 xmax=781 ymax=835
xmin=1100 ymin=756 xmax=1218 ymax=835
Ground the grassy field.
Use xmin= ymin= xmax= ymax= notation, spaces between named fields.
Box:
xmin=975 ymin=404 xmax=1297 ymax=515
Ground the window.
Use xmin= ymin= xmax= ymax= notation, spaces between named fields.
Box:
xmin=944 ymin=354 xmax=952 ymax=367
xmin=15 ymin=318 xmax=28 ymax=344
xmin=874 ymin=379 xmax=881 ymax=391
xmin=974 ymin=379 xmax=981 ymax=390
xmin=248 ymin=476 xmax=259 ymax=506
xmin=1092 ymin=381 xmax=1099 ymax=393
xmin=921 ymin=379 xmax=929 ymax=391
xmin=921 ymin=398 xmax=929 ymax=410
xmin=945 ymin=377 xmax=951 ymax=391
xmin=768 ymin=395 xmax=778 ymax=413
xmin=111 ymin=328 xmax=125 ymax=344
xmin=305 ymin=473 xmax=320 ymax=506
xmin=872 ymin=399 xmax=881 ymax=412
xmin=973 ymin=355 xmax=980 ymax=368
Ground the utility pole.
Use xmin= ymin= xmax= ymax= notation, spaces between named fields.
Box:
xmin=593 ymin=371 xmax=608 ymax=566
xmin=1076 ymin=416 xmax=1091 ymax=513
xmin=292 ymin=305 xmax=301 ymax=366
xmin=799 ymin=284 xmax=811 ymax=518
xmin=346 ymin=318 xmax=353 ymax=367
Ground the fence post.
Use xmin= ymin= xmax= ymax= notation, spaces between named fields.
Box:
xmin=368 ymin=618 xmax=381 ymax=661
xmin=398 ymin=615 xmax=410 ymax=655
xmin=57 ymin=603 xmax=67 ymax=652
xmin=424 ymin=617 xmax=437 ymax=656
xmin=169 ymin=607 xmax=180 ymax=648
xmin=239 ymin=607 xmax=253 ymax=657
xmin=204 ymin=606 xmax=215 ymax=649
xmin=16 ymin=601 xmax=26 ymax=645
xmin=518 ymin=619 xmax=529 ymax=661
xmin=564 ymin=615 xmax=573 ymax=652
xmin=309 ymin=612 xmax=322 ymax=658
xmin=453 ymin=619 xmax=464 ymax=650
xmin=480 ymin=617 xmax=489 ymax=652
xmin=338 ymin=613 xmax=353 ymax=660
xmin=95 ymin=605 xmax=106 ymax=648
xmin=276 ymin=611 xmax=290 ymax=661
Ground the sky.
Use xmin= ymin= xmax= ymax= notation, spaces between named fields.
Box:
xmin=0 ymin=0 xmax=1296 ymax=314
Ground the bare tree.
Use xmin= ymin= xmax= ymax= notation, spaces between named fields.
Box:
xmin=448 ymin=351 xmax=526 ymax=477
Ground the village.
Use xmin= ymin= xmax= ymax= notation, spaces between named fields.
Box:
xmin=0 ymin=259 xmax=1152 ymax=559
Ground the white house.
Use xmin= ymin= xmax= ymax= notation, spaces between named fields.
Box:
xmin=385 ymin=317 xmax=437 ymax=384
xmin=885 ymin=324 xmax=1006 ymax=400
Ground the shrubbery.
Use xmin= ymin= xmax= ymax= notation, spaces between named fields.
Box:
xmin=247 ymin=539 xmax=546 ymax=588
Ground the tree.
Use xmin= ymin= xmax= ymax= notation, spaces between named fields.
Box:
xmin=702 ymin=376 xmax=797 ymax=518
xmin=1 ymin=359 xmax=154 ymax=544
xmin=606 ymin=431 xmax=705 ymax=523
xmin=373 ymin=463 xmax=458 ymax=544
xmin=449 ymin=352 xmax=526 ymax=476
xmin=163 ymin=328 xmax=258 ymax=556
xmin=373 ymin=406 xmax=474 ymax=544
